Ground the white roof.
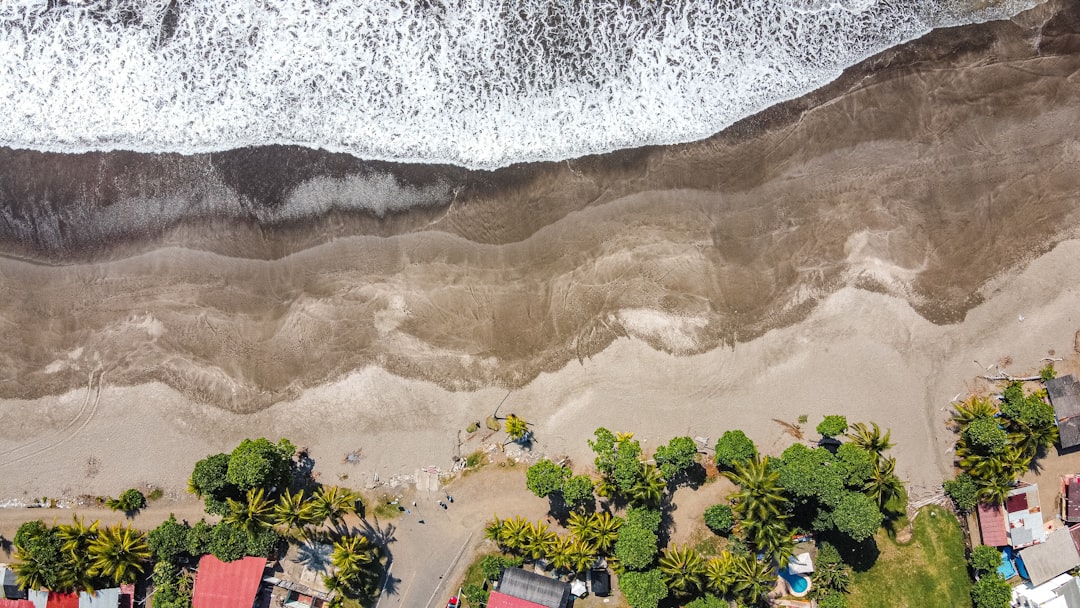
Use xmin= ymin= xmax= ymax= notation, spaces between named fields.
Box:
xmin=788 ymin=552 xmax=814 ymax=574
xmin=570 ymin=580 xmax=587 ymax=597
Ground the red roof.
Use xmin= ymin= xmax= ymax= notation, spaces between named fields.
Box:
xmin=978 ymin=503 xmax=1009 ymax=547
xmin=0 ymin=601 xmax=36 ymax=608
xmin=46 ymin=593 xmax=79 ymax=608
xmin=486 ymin=591 xmax=548 ymax=608
xmin=192 ymin=555 xmax=266 ymax=608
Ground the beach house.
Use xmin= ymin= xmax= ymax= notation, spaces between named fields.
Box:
xmin=487 ymin=568 xmax=572 ymax=608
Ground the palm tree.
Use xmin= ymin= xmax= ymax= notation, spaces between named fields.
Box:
xmin=846 ymin=422 xmax=894 ymax=461
xmin=332 ymin=535 xmax=374 ymax=579
xmin=505 ymin=415 xmax=530 ymax=441
xmin=88 ymin=524 xmax=151 ymax=586
xmin=750 ymin=519 xmax=794 ymax=565
xmin=567 ymin=512 xmax=596 ymax=541
xmin=12 ymin=554 xmax=49 ymax=591
xmin=704 ymin=552 xmax=737 ymax=596
xmin=951 ymin=397 xmax=998 ymax=431
xmin=974 ymin=474 xmax=1014 ymax=505
xmin=724 ymin=456 xmax=787 ymax=523
xmin=224 ymin=488 xmax=275 ymax=536
xmin=630 ymin=464 xmax=667 ymax=507
xmin=274 ymin=489 xmax=319 ymax=538
xmin=864 ymin=456 xmax=905 ymax=510
xmin=56 ymin=516 xmax=100 ymax=556
xmin=731 ymin=554 xmax=776 ymax=607
xmin=498 ymin=516 xmax=530 ymax=553
xmin=484 ymin=516 xmax=504 ymax=545
xmin=312 ymin=486 xmax=360 ymax=525
xmin=567 ymin=536 xmax=595 ymax=573
xmin=589 ymin=512 xmax=622 ymax=554
xmin=548 ymin=535 xmax=576 ymax=573
xmin=659 ymin=545 xmax=706 ymax=597
xmin=521 ymin=522 xmax=557 ymax=561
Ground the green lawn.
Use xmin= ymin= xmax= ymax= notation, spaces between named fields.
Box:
xmin=847 ymin=506 xmax=971 ymax=608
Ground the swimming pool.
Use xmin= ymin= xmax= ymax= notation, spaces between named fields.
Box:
xmin=779 ymin=567 xmax=810 ymax=595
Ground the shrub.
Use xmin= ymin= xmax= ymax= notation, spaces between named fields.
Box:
xmin=703 ymin=504 xmax=734 ymax=535
xmin=944 ymin=474 xmax=979 ymax=512
xmin=714 ymin=430 xmax=756 ymax=469
xmin=654 ymin=436 xmax=698 ymax=480
xmin=148 ymin=515 xmax=191 ymax=564
xmin=818 ymin=592 xmax=849 ymax=608
xmin=479 ymin=554 xmax=523 ymax=581
xmin=1040 ymin=364 xmax=1057 ymax=382
xmin=462 ymin=583 xmax=489 ymax=607
xmin=817 ymin=415 xmax=849 ymax=439
xmin=971 ymin=573 xmax=1011 ymax=608
xmin=525 ymin=459 xmax=569 ymax=499
xmin=562 ymin=475 xmax=595 ymax=508
xmin=615 ymin=523 xmax=659 ymax=571
xmin=963 ymin=417 xmax=1009 ymax=454
xmin=685 ymin=595 xmax=726 ymax=608
xmin=970 ymin=545 xmax=1002 ymax=574
xmin=625 ymin=507 xmax=662 ymax=534
xmin=107 ymin=489 xmax=146 ymax=513
xmin=831 ymin=492 xmax=883 ymax=542
xmin=618 ymin=569 xmax=668 ymax=608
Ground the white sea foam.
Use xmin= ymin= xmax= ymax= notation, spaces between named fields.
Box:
xmin=0 ymin=0 xmax=1036 ymax=169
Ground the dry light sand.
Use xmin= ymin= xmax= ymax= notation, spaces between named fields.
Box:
xmin=0 ymin=0 xmax=1079 ymax=512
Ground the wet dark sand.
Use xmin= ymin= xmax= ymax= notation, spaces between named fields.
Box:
xmin=0 ymin=0 xmax=1078 ymax=411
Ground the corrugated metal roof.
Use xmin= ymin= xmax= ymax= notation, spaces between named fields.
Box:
xmin=1021 ymin=528 xmax=1080 ymax=586
xmin=0 ymin=600 xmax=35 ymax=608
xmin=1061 ymin=419 xmax=1080 ymax=450
xmin=486 ymin=592 xmax=548 ymax=608
xmin=192 ymin=555 xmax=266 ymax=608
xmin=497 ymin=569 xmax=571 ymax=608
xmin=78 ymin=589 xmax=118 ymax=608
xmin=1048 ymin=376 xmax=1080 ymax=419
xmin=978 ymin=503 xmax=1009 ymax=547
xmin=1068 ymin=483 xmax=1080 ymax=522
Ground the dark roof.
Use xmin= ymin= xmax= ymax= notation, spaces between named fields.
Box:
xmin=497 ymin=568 xmax=571 ymax=608
xmin=1061 ymin=418 xmax=1080 ymax=450
xmin=1007 ymin=492 xmax=1029 ymax=513
xmin=1048 ymin=375 xmax=1080 ymax=419
xmin=192 ymin=555 xmax=266 ymax=608
xmin=590 ymin=569 xmax=610 ymax=596
xmin=486 ymin=592 xmax=547 ymax=608
xmin=1019 ymin=528 xmax=1080 ymax=586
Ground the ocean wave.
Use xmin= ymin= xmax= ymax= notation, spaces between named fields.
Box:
xmin=0 ymin=0 xmax=1035 ymax=169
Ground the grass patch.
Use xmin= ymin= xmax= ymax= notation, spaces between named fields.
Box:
xmin=368 ymin=494 xmax=405 ymax=520
xmin=847 ymin=505 xmax=971 ymax=608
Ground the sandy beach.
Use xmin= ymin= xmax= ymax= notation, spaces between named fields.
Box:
xmin=0 ymin=0 xmax=1078 ymax=511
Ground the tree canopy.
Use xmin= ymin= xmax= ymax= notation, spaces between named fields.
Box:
xmin=226 ymin=438 xmax=296 ymax=493
xmin=619 ymin=569 xmax=669 ymax=608
xmin=615 ymin=522 xmax=659 ymax=571
xmin=654 ymin=436 xmax=698 ymax=481
xmin=714 ymin=430 xmax=756 ymax=469
xmin=817 ymin=415 xmax=849 ymax=439
xmin=830 ymin=492 xmax=883 ymax=542
xmin=525 ymin=459 xmax=570 ymax=499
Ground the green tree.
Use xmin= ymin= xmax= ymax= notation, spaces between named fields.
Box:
xmin=952 ymin=397 xmax=998 ymax=431
xmin=630 ymin=464 xmax=666 ymax=507
xmin=55 ymin=516 xmax=99 ymax=558
xmin=106 ymin=489 xmax=146 ymax=514
xmin=864 ymin=456 xmax=904 ymax=511
xmin=818 ymin=592 xmax=849 ymax=608
xmin=776 ymin=444 xmax=846 ymax=508
xmin=812 ymin=542 xmax=851 ymax=594
xmin=186 ymin=520 xmax=213 ymax=556
xmin=479 ymin=554 xmax=522 ymax=582
xmin=846 ymin=422 xmax=894 ymax=462
xmin=944 ymin=473 xmax=979 ymax=512
xmin=332 ymin=535 xmax=374 ymax=580
xmin=625 ymin=507 xmax=662 ymax=534
xmin=525 ymin=459 xmax=570 ymax=499
xmin=836 ymin=443 xmax=875 ymax=488
xmin=971 ymin=573 xmax=1011 ymax=608
xmin=497 ymin=516 xmax=530 ymax=553
xmin=189 ymin=452 xmax=231 ymax=514
xmin=654 ymin=436 xmax=698 ymax=481
xmin=685 ymin=595 xmax=726 ymax=608
xmin=209 ymin=523 xmax=248 ymax=562
xmin=88 ymin=524 xmax=151 ymax=586
xmin=226 ymin=438 xmax=296 ymax=494
xmin=714 ymin=430 xmax=757 ymax=470
xmin=520 ymin=521 xmax=556 ymax=561
xmin=589 ymin=512 xmax=622 ymax=554
xmin=964 ymin=417 xmax=1009 ymax=455
xmin=970 ymin=544 xmax=1002 ymax=574
xmin=817 ymin=415 xmax=849 ymax=439
xmin=831 ymin=492 xmax=883 ymax=542
xmin=659 ymin=545 xmax=706 ymax=597
xmin=148 ymin=515 xmax=191 ymax=564
xmin=704 ymin=553 xmax=737 ymax=596
xmin=562 ymin=475 xmax=595 ymax=509
xmin=615 ymin=523 xmax=659 ymax=571
xmin=703 ymin=504 xmax=734 ymax=535
xmin=13 ymin=522 xmax=72 ymax=592
xmin=618 ymin=569 xmax=668 ymax=608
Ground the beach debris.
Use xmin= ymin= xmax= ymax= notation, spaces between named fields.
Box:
xmin=343 ymin=449 xmax=364 ymax=464
xmin=772 ymin=418 xmax=804 ymax=440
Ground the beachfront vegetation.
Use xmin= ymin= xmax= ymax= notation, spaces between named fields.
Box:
xmin=12 ymin=518 xmax=150 ymax=593
xmin=817 ymin=415 xmax=849 ymax=439
xmin=479 ymin=419 xmax=903 ymax=608
xmin=505 ymin=414 xmax=531 ymax=441
xmin=105 ymin=488 xmax=146 ymax=515
xmin=947 ymin=379 xmax=1058 ymax=511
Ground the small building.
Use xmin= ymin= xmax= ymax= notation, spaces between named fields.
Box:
xmin=1047 ymin=375 xmax=1080 ymax=450
xmin=1063 ymin=475 xmax=1080 ymax=524
xmin=191 ymin=555 xmax=267 ymax=608
xmin=488 ymin=568 xmax=571 ymax=608
xmin=1012 ymin=572 xmax=1080 ymax=607
xmin=1007 ymin=485 xmax=1047 ymax=548
xmin=978 ymin=502 xmax=1009 ymax=547
xmin=0 ymin=566 xmax=25 ymax=600
xmin=1020 ymin=528 xmax=1080 ymax=587
xmin=28 ymin=590 xmax=119 ymax=608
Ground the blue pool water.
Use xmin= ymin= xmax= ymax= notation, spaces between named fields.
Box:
xmin=779 ymin=568 xmax=809 ymax=594
xmin=998 ymin=548 xmax=1017 ymax=579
